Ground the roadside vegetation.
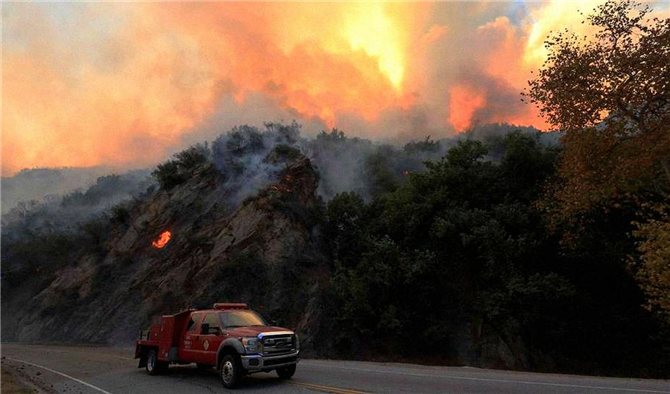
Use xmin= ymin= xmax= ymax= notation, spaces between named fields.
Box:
xmin=323 ymin=0 xmax=670 ymax=374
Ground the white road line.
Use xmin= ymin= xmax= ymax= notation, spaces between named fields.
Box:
xmin=5 ymin=357 xmax=113 ymax=394
xmin=304 ymin=362 xmax=670 ymax=393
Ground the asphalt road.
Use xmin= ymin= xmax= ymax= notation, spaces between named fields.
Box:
xmin=1 ymin=344 xmax=668 ymax=394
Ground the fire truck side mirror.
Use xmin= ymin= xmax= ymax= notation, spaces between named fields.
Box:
xmin=201 ymin=323 xmax=210 ymax=334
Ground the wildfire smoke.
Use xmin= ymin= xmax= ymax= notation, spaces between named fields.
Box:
xmin=3 ymin=1 xmax=668 ymax=175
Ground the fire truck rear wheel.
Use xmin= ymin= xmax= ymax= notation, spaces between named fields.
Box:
xmin=276 ymin=364 xmax=296 ymax=379
xmin=146 ymin=349 xmax=168 ymax=375
xmin=219 ymin=354 xmax=242 ymax=389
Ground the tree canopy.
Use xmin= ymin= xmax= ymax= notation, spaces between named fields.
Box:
xmin=527 ymin=0 xmax=670 ymax=328
xmin=527 ymin=0 xmax=669 ymax=216
xmin=526 ymin=0 xmax=669 ymax=135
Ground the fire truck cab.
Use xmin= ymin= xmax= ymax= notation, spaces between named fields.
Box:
xmin=135 ymin=303 xmax=299 ymax=388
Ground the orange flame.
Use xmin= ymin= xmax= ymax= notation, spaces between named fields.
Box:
xmin=448 ymin=85 xmax=486 ymax=131
xmin=269 ymin=174 xmax=296 ymax=195
xmin=152 ymin=231 xmax=172 ymax=249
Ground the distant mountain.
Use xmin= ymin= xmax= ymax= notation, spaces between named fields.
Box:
xmin=2 ymin=167 xmax=113 ymax=214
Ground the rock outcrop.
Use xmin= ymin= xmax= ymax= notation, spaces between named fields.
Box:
xmin=2 ymin=157 xmax=327 ymax=347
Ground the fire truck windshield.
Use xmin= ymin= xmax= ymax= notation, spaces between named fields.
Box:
xmin=219 ymin=310 xmax=267 ymax=328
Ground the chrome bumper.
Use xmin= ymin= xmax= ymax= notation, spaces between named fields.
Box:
xmin=240 ymin=351 xmax=299 ymax=372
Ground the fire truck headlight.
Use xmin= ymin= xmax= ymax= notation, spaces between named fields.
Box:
xmin=241 ymin=337 xmax=260 ymax=353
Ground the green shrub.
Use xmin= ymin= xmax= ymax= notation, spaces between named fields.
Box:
xmin=152 ymin=144 xmax=211 ymax=190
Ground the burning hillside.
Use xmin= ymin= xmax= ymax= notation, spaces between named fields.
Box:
xmin=1 ymin=132 xmax=323 ymax=345
xmin=0 ymin=122 xmax=462 ymax=350
xmin=2 ymin=119 xmax=669 ymax=376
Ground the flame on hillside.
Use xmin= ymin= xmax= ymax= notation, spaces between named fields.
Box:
xmin=270 ymin=174 xmax=295 ymax=195
xmin=152 ymin=231 xmax=172 ymax=249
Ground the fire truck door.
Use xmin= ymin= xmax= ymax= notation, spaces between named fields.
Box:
xmin=198 ymin=313 xmax=224 ymax=365
xmin=180 ymin=313 xmax=203 ymax=363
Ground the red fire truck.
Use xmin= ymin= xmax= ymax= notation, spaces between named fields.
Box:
xmin=135 ymin=303 xmax=299 ymax=388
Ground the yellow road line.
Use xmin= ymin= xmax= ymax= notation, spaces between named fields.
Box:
xmin=290 ymin=381 xmax=371 ymax=394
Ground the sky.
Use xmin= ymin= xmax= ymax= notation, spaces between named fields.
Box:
xmin=2 ymin=1 xmax=666 ymax=176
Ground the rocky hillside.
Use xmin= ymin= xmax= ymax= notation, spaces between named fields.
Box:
xmin=2 ymin=155 xmax=329 ymax=348
xmin=3 ymin=123 xmax=668 ymax=377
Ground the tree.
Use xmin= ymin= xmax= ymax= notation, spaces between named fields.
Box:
xmin=632 ymin=205 xmax=670 ymax=325
xmin=152 ymin=144 xmax=211 ymax=190
xmin=323 ymin=192 xmax=368 ymax=268
xmin=526 ymin=0 xmax=669 ymax=219
xmin=527 ymin=0 xmax=670 ymax=334
xmin=526 ymin=0 xmax=669 ymax=135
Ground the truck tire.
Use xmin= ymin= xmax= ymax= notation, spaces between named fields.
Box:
xmin=276 ymin=364 xmax=296 ymax=379
xmin=146 ymin=349 xmax=168 ymax=375
xmin=219 ymin=354 xmax=242 ymax=389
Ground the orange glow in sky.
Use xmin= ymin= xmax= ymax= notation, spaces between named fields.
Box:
xmin=4 ymin=1 xmax=664 ymax=175
xmin=448 ymin=85 xmax=487 ymax=132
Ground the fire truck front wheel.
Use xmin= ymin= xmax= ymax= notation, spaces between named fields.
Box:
xmin=219 ymin=354 xmax=242 ymax=389
xmin=276 ymin=364 xmax=296 ymax=379
xmin=146 ymin=349 xmax=168 ymax=375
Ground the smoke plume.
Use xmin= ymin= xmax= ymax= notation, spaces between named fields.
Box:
xmin=3 ymin=1 xmax=666 ymax=176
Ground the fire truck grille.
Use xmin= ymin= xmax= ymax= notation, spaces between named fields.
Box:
xmin=262 ymin=334 xmax=295 ymax=355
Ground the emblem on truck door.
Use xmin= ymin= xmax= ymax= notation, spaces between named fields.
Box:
xmin=203 ymin=339 xmax=210 ymax=350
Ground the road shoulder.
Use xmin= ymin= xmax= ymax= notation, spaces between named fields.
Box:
xmin=1 ymin=358 xmax=55 ymax=394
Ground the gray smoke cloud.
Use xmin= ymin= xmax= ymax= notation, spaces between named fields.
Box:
xmin=1 ymin=167 xmax=113 ymax=215
xmin=2 ymin=170 xmax=152 ymax=240
xmin=2 ymin=121 xmax=556 ymax=238
xmin=209 ymin=122 xmax=304 ymax=204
